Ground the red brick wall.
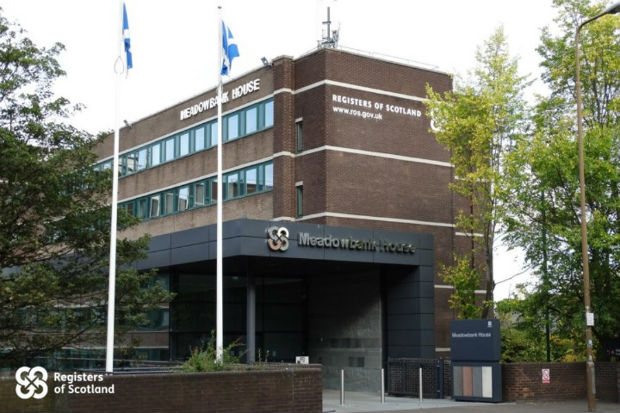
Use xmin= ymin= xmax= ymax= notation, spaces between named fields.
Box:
xmin=1 ymin=367 xmax=322 ymax=413
xmin=502 ymin=362 xmax=619 ymax=402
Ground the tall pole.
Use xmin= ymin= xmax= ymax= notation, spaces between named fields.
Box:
xmin=574 ymin=3 xmax=620 ymax=409
xmin=575 ymin=23 xmax=596 ymax=410
xmin=216 ymin=5 xmax=224 ymax=363
xmin=106 ymin=0 xmax=125 ymax=374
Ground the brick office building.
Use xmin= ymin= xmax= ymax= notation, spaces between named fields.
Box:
xmin=94 ymin=47 xmax=473 ymax=390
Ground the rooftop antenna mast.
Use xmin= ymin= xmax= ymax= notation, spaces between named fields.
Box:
xmin=319 ymin=6 xmax=339 ymax=48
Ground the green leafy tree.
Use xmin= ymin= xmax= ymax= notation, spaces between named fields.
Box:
xmin=0 ymin=9 xmax=173 ymax=368
xmin=496 ymin=290 xmax=585 ymax=362
xmin=425 ymin=27 xmax=529 ymax=318
xmin=503 ymin=0 xmax=620 ymax=359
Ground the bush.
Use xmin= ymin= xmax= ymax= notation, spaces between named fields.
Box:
xmin=182 ymin=332 xmax=243 ymax=372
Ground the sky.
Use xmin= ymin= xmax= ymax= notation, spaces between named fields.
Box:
xmin=1 ymin=0 xmax=563 ymax=299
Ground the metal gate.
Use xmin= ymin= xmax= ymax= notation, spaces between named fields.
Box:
xmin=387 ymin=358 xmax=452 ymax=398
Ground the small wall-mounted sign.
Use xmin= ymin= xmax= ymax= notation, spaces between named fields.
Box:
xmin=542 ymin=368 xmax=550 ymax=384
xmin=295 ymin=356 xmax=309 ymax=364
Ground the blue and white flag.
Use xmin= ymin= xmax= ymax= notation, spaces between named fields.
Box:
xmin=221 ymin=21 xmax=239 ymax=76
xmin=123 ymin=3 xmax=133 ymax=70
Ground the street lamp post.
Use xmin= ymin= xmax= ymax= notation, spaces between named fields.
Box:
xmin=574 ymin=2 xmax=620 ymax=411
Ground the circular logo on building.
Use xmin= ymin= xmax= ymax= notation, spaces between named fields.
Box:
xmin=267 ymin=226 xmax=289 ymax=252
xmin=15 ymin=366 xmax=48 ymax=400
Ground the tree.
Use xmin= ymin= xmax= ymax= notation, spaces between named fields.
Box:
xmin=496 ymin=291 xmax=583 ymax=362
xmin=502 ymin=0 xmax=620 ymax=359
xmin=0 ymin=9 xmax=172 ymax=368
xmin=425 ymin=27 xmax=529 ymax=318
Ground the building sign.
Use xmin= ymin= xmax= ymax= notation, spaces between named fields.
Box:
xmin=266 ymin=226 xmax=416 ymax=255
xmin=180 ymin=78 xmax=261 ymax=121
xmin=541 ymin=368 xmax=550 ymax=384
xmin=298 ymin=232 xmax=415 ymax=254
xmin=295 ymin=356 xmax=309 ymax=364
xmin=331 ymin=93 xmax=423 ymax=122
xmin=267 ymin=226 xmax=289 ymax=252
xmin=450 ymin=319 xmax=501 ymax=362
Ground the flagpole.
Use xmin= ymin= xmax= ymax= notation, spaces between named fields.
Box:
xmin=106 ymin=0 xmax=124 ymax=374
xmin=216 ymin=5 xmax=224 ymax=363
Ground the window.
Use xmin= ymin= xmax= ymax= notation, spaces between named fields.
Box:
xmin=164 ymin=191 xmax=175 ymax=215
xmin=225 ymin=173 xmax=239 ymax=199
xmin=137 ymin=148 xmax=148 ymax=171
xmin=209 ymin=122 xmax=218 ymax=147
xmin=178 ymin=186 xmax=189 ymax=211
xmin=210 ymin=178 xmax=218 ymax=203
xmin=265 ymin=163 xmax=273 ymax=190
xmin=150 ymin=195 xmax=160 ymax=218
xmin=125 ymin=202 xmax=135 ymax=217
xmin=137 ymin=198 xmax=148 ymax=219
xmin=227 ymin=114 xmax=239 ymax=141
xmin=164 ymin=138 xmax=175 ymax=162
xmin=151 ymin=143 xmax=161 ymax=166
xmin=179 ymin=132 xmax=190 ymax=156
xmin=194 ymin=127 xmax=205 ymax=151
xmin=246 ymin=167 xmax=257 ymax=195
xmin=296 ymin=185 xmax=303 ymax=217
xmin=126 ymin=152 xmax=138 ymax=174
xmin=245 ymin=107 xmax=257 ymax=134
xmin=194 ymin=182 xmax=206 ymax=206
xmin=295 ymin=120 xmax=303 ymax=153
xmin=265 ymin=100 xmax=274 ymax=127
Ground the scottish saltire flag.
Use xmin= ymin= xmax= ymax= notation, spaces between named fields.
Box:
xmin=221 ymin=21 xmax=239 ymax=76
xmin=123 ymin=3 xmax=133 ymax=70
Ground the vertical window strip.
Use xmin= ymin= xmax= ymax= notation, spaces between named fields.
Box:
xmin=296 ymin=184 xmax=303 ymax=218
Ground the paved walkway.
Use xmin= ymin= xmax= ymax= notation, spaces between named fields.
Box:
xmin=322 ymin=390 xmax=620 ymax=413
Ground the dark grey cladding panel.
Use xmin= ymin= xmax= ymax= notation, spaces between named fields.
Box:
xmin=388 ymin=329 xmax=435 ymax=346
xmin=148 ymin=233 xmax=171 ymax=252
xmin=205 ymin=237 xmax=243 ymax=259
xmin=418 ymin=266 xmax=434 ymax=282
xmin=277 ymin=221 xmax=326 ymax=240
xmin=323 ymin=226 xmax=375 ymax=262
xmin=419 ymin=344 xmax=436 ymax=358
xmin=373 ymin=228 xmax=420 ymax=246
xmin=221 ymin=219 xmax=274 ymax=239
xmin=385 ymin=345 xmax=427 ymax=358
xmin=170 ymin=243 xmax=210 ymax=266
xmin=419 ymin=233 xmax=433 ymax=250
xmin=137 ymin=250 xmax=170 ymax=270
xmin=387 ymin=298 xmax=434 ymax=316
xmin=276 ymin=240 xmax=325 ymax=261
xmin=387 ymin=298 xmax=434 ymax=314
xmin=373 ymin=249 xmax=419 ymax=266
xmin=239 ymin=235 xmax=270 ymax=257
xmin=170 ymin=226 xmax=210 ymax=248
xmin=145 ymin=218 xmax=433 ymax=265
xmin=417 ymin=249 xmax=434 ymax=267
xmin=387 ymin=297 xmax=417 ymax=314
xmin=388 ymin=314 xmax=434 ymax=331
xmin=386 ymin=281 xmax=434 ymax=299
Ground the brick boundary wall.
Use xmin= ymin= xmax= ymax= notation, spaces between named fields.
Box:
xmin=388 ymin=359 xmax=619 ymax=403
xmin=1 ymin=365 xmax=322 ymax=413
xmin=502 ymin=362 xmax=619 ymax=402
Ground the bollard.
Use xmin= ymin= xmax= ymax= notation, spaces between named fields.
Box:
xmin=340 ymin=369 xmax=345 ymax=405
xmin=418 ymin=366 xmax=423 ymax=405
xmin=381 ymin=368 xmax=385 ymax=404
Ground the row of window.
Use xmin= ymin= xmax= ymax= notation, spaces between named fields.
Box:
xmin=120 ymin=162 xmax=273 ymax=220
xmin=95 ymin=98 xmax=274 ymax=175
